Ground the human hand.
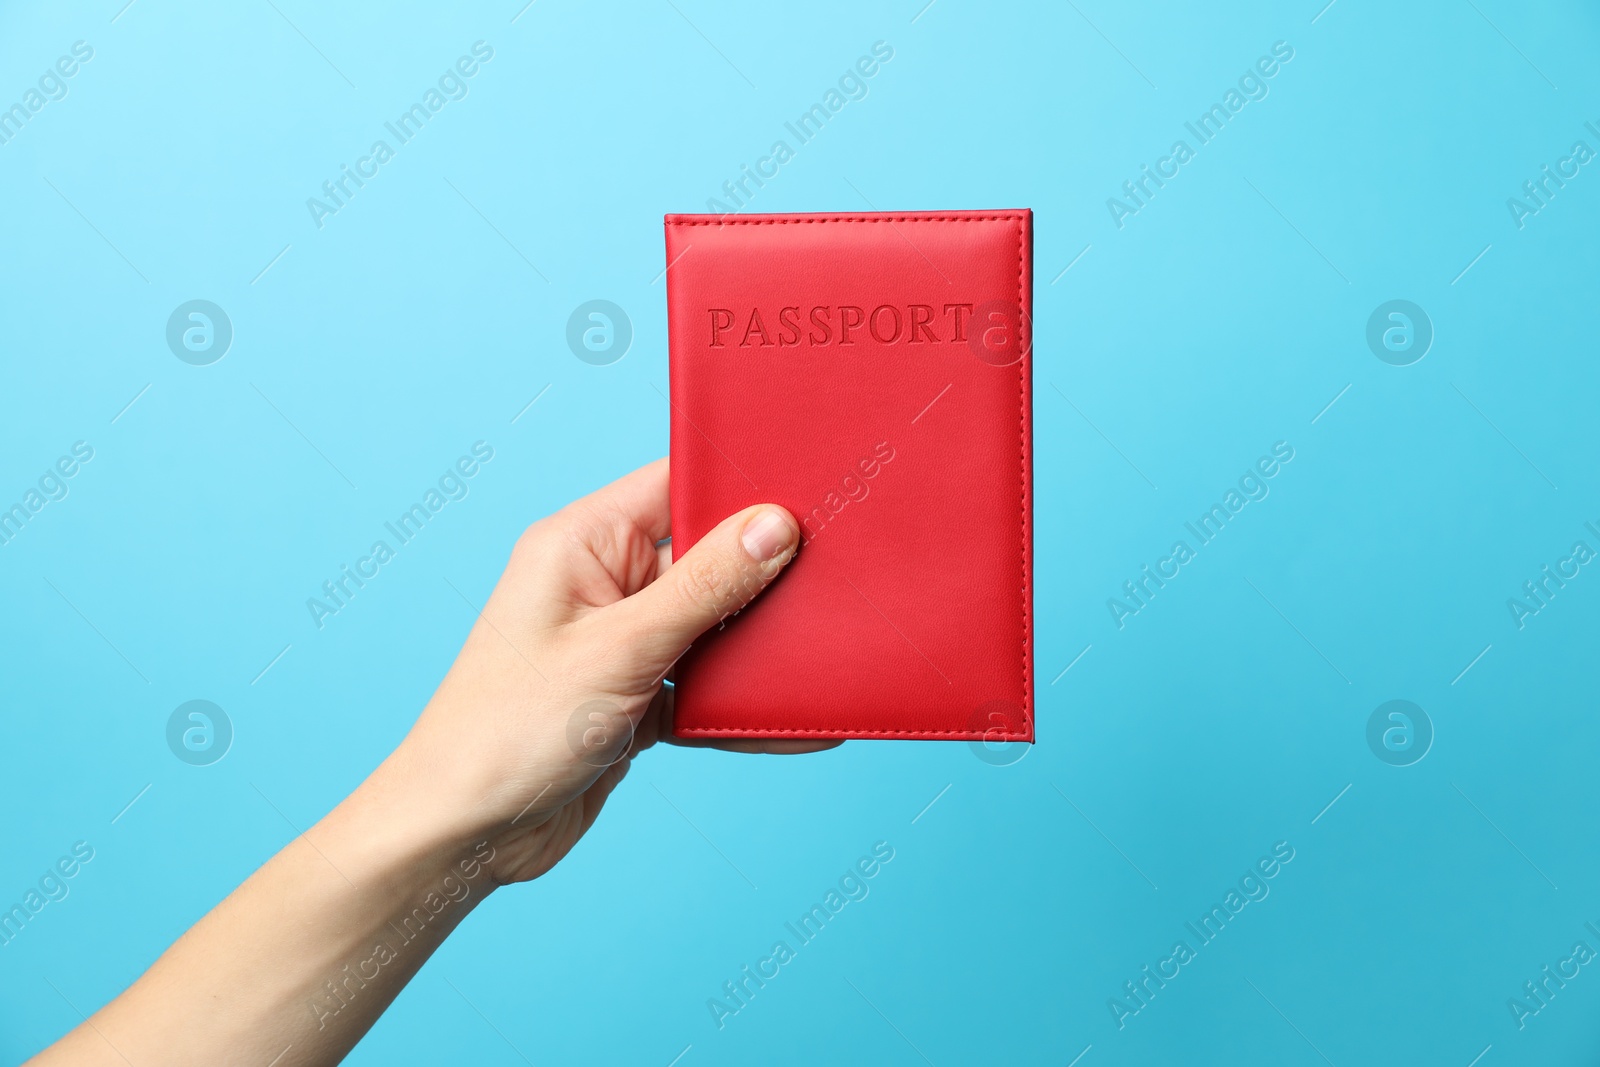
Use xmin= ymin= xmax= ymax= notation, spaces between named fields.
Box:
xmin=380 ymin=457 xmax=836 ymax=885
xmin=27 ymin=458 xmax=838 ymax=1067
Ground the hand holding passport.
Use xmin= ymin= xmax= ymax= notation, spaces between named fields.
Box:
xmin=664 ymin=210 xmax=1034 ymax=742
xmin=31 ymin=211 xmax=1034 ymax=1060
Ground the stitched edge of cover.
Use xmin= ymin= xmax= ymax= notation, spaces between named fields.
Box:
xmin=668 ymin=213 xmax=1032 ymax=742
xmin=1016 ymin=213 xmax=1032 ymax=741
xmin=670 ymin=727 xmax=1032 ymax=738
xmin=666 ymin=215 xmax=1027 ymax=225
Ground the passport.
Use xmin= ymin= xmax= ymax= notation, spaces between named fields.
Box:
xmin=664 ymin=210 xmax=1033 ymax=742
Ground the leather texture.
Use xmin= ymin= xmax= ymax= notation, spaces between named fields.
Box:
xmin=665 ymin=210 xmax=1033 ymax=742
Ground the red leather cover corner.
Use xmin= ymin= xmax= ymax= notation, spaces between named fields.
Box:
xmin=665 ymin=210 xmax=1033 ymax=742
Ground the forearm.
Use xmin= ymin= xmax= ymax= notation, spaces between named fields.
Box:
xmin=32 ymin=748 xmax=499 ymax=1067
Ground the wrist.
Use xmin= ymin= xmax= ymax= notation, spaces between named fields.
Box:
xmin=314 ymin=745 xmax=505 ymax=908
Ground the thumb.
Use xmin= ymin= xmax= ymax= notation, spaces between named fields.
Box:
xmin=611 ymin=504 xmax=800 ymax=672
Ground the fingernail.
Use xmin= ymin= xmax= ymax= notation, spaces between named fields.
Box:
xmin=741 ymin=508 xmax=797 ymax=562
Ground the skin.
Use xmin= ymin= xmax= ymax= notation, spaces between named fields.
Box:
xmin=30 ymin=458 xmax=830 ymax=1066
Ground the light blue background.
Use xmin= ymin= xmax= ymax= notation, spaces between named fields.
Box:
xmin=3 ymin=1 xmax=1599 ymax=1063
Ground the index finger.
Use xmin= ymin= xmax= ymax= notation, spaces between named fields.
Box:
xmin=569 ymin=456 xmax=671 ymax=543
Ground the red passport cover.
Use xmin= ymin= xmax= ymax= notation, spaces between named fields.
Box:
xmin=665 ymin=210 xmax=1032 ymax=742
